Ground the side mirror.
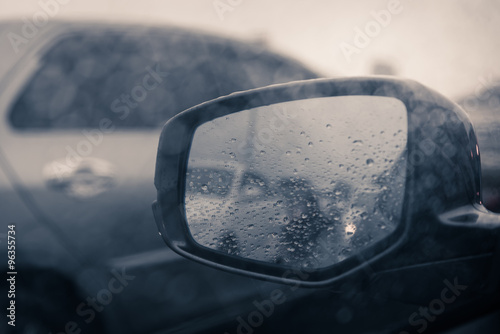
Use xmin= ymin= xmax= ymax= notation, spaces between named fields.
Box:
xmin=153 ymin=77 xmax=500 ymax=288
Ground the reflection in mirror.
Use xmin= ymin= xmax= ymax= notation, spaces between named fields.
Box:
xmin=185 ymin=96 xmax=408 ymax=269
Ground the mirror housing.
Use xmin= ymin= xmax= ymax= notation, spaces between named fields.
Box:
xmin=153 ymin=77 xmax=500 ymax=287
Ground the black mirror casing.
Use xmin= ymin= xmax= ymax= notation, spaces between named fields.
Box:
xmin=153 ymin=77 xmax=500 ymax=293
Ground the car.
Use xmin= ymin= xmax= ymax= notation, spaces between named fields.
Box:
xmin=0 ymin=19 xmax=320 ymax=333
xmin=154 ymin=77 xmax=500 ymax=333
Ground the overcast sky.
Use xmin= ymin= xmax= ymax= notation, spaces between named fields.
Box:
xmin=1 ymin=0 xmax=499 ymax=99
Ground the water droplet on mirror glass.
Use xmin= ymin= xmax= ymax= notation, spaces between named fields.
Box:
xmin=345 ymin=224 xmax=356 ymax=236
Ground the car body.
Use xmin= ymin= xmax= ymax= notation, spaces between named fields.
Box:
xmin=0 ymin=19 xmax=319 ymax=333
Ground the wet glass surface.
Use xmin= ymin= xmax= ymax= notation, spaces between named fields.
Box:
xmin=186 ymin=96 xmax=408 ymax=268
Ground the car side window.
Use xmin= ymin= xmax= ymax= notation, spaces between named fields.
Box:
xmin=8 ymin=30 xmax=211 ymax=129
xmin=9 ymin=28 xmax=316 ymax=130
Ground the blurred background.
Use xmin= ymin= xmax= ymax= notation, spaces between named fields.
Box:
xmin=1 ymin=1 xmax=499 ymax=333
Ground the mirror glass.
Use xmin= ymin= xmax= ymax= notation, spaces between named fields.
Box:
xmin=185 ymin=96 xmax=408 ymax=269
